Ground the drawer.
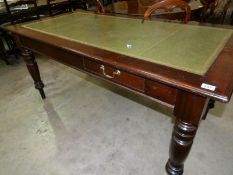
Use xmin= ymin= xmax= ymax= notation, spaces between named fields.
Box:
xmin=84 ymin=59 xmax=145 ymax=92
xmin=145 ymin=80 xmax=177 ymax=105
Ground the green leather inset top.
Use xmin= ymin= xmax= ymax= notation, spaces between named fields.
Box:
xmin=23 ymin=12 xmax=233 ymax=75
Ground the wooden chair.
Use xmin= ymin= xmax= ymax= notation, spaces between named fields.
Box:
xmin=83 ymin=0 xmax=105 ymax=13
xmin=3 ymin=0 xmax=40 ymax=24
xmin=47 ymin=0 xmax=72 ymax=16
xmin=143 ymin=0 xmax=191 ymax=23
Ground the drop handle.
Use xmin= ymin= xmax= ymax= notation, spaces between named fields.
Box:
xmin=100 ymin=65 xmax=121 ymax=79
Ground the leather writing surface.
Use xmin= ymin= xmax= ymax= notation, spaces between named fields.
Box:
xmin=24 ymin=12 xmax=233 ymax=75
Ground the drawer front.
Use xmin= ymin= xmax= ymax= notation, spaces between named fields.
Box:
xmin=145 ymin=80 xmax=177 ymax=105
xmin=84 ymin=59 xmax=145 ymax=92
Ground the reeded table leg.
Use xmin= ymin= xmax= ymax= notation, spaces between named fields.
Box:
xmin=21 ymin=48 xmax=46 ymax=99
xmin=166 ymin=91 xmax=208 ymax=175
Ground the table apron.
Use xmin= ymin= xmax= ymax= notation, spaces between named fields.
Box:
xmin=19 ymin=35 xmax=178 ymax=107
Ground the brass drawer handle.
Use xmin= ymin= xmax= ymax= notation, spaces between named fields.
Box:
xmin=100 ymin=65 xmax=121 ymax=79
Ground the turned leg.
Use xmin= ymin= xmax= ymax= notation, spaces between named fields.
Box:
xmin=166 ymin=91 xmax=208 ymax=175
xmin=21 ymin=48 xmax=46 ymax=99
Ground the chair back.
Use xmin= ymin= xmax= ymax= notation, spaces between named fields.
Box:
xmin=3 ymin=0 xmax=40 ymax=24
xmin=143 ymin=0 xmax=191 ymax=23
xmin=84 ymin=0 xmax=105 ymax=13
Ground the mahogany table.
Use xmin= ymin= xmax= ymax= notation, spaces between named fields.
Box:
xmin=3 ymin=12 xmax=233 ymax=174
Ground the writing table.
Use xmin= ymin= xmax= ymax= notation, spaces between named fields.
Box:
xmin=4 ymin=12 xmax=233 ymax=174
